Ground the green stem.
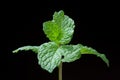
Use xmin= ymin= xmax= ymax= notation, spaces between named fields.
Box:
xmin=59 ymin=62 xmax=62 ymax=80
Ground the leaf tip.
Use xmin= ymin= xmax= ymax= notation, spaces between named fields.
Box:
xmin=97 ymin=54 xmax=110 ymax=67
xmin=12 ymin=49 xmax=18 ymax=53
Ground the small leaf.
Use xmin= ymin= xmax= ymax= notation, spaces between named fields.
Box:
xmin=43 ymin=10 xmax=75 ymax=44
xmin=57 ymin=44 xmax=81 ymax=62
xmin=43 ymin=21 xmax=61 ymax=43
xmin=53 ymin=10 xmax=64 ymax=26
xmin=79 ymin=45 xmax=109 ymax=67
xmin=37 ymin=42 xmax=61 ymax=73
xmin=60 ymin=15 xmax=75 ymax=44
xmin=12 ymin=46 xmax=39 ymax=53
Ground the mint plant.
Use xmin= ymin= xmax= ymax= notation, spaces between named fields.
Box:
xmin=13 ymin=10 xmax=109 ymax=80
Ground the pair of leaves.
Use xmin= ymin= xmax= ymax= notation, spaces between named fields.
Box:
xmin=43 ymin=10 xmax=75 ymax=44
xmin=37 ymin=42 xmax=82 ymax=72
xmin=13 ymin=10 xmax=109 ymax=73
xmin=13 ymin=42 xmax=81 ymax=73
xmin=13 ymin=42 xmax=109 ymax=73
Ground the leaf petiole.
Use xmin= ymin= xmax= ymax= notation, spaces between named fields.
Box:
xmin=59 ymin=62 xmax=62 ymax=80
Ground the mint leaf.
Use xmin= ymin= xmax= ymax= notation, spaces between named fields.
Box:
xmin=43 ymin=21 xmax=61 ymax=43
xmin=37 ymin=42 xmax=61 ymax=73
xmin=53 ymin=10 xmax=64 ymax=26
xmin=43 ymin=10 xmax=75 ymax=44
xmin=37 ymin=42 xmax=82 ymax=73
xmin=80 ymin=45 xmax=109 ymax=67
xmin=60 ymin=15 xmax=75 ymax=44
xmin=57 ymin=44 xmax=81 ymax=62
xmin=13 ymin=46 xmax=39 ymax=53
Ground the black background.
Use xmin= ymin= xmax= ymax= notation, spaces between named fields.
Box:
xmin=7 ymin=1 xmax=119 ymax=80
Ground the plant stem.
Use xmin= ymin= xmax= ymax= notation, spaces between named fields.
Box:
xmin=59 ymin=62 xmax=62 ymax=80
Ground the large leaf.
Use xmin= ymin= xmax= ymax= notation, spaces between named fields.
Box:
xmin=79 ymin=45 xmax=109 ymax=67
xmin=37 ymin=42 xmax=61 ymax=73
xmin=57 ymin=44 xmax=82 ymax=62
xmin=43 ymin=10 xmax=75 ymax=44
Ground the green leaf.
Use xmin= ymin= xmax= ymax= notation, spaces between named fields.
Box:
xmin=53 ymin=10 xmax=64 ymax=26
xmin=43 ymin=21 xmax=61 ymax=43
xmin=37 ymin=42 xmax=82 ymax=73
xmin=12 ymin=46 xmax=39 ymax=53
xmin=37 ymin=42 xmax=61 ymax=73
xmin=60 ymin=15 xmax=75 ymax=44
xmin=79 ymin=45 xmax=109 ymax=67
xmin=57 ymin=44 xmax=82 ymax=62
xmin=43 ymin=10 xmax=75 ymax=44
